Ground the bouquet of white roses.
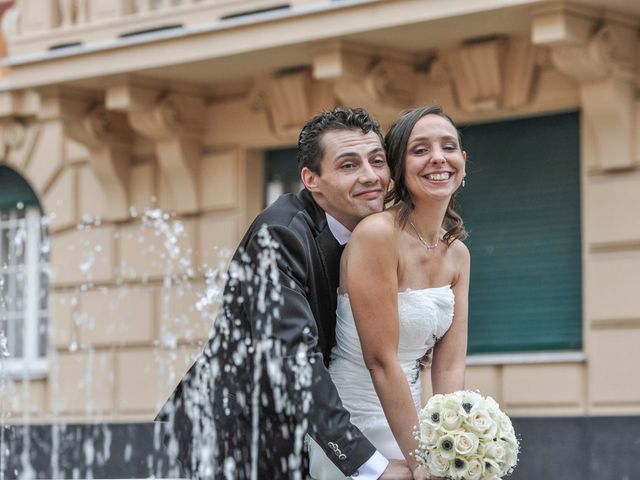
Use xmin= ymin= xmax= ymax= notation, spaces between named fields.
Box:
xmin=416 ymin=390 xmax=519 ymax=480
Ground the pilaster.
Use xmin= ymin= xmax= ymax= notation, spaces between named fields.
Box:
xmin=533 ymin=3 xmax=640 ymax=415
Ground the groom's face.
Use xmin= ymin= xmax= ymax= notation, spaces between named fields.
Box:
xmin=302 ymin=129 xmax=390 ymax=230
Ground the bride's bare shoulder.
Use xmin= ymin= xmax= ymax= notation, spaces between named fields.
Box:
xmin=351 ymin=210 xmax=398 ymax=244
xmin=448 ymin=238 xmax=471 ymax=271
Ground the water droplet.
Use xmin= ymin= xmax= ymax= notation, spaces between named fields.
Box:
xmin=80 ymin=252 xmax=96 ymax=274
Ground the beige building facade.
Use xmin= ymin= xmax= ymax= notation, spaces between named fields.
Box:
xmin=0 ymin=0 xmax=638 ymax=477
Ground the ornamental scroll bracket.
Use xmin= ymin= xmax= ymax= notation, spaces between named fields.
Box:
xmin=0 ymin=90 xmax=41 ymax=173
xmin=107 ymin=84 xmax=205 ymax=213
xmin=51 ymin=92 xmax=131 ymax=220
xmin=312 ymin=43 xmax=418 ymax=120
xmin=532 ymin=5 xmax=640 ymax=171
xmin=247 ymin=69 xmax=336 ymax=140
xmin=440 ymin=35 xmax=539 ymax=113
xmin=0 ymin=118 xmax=27 ymax=153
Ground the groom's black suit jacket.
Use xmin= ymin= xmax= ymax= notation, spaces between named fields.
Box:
xmin=157 ymin=189 xmax=375 ymax=479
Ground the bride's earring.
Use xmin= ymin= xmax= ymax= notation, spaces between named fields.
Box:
xmin=462 ymin=176 xmax=466 ymax=188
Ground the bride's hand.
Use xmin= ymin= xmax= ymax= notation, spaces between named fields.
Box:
xmin=411 ymin=464 xmax=431 ymax=480
xmin=411 ymin=464 xmax=447 ymax=480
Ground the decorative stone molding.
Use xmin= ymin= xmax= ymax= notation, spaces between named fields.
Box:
xmin=503 ymin=37 xmax=538 ymax=110
xmin=441 ymin=35 xmax=538 ymax=113
xmin=443 ymin=37 xmax=506 ymax=112
xmin=0 ymin=90 xmax=40 ymax=119
xmin=265 ymin=70 xmax=313 ymax=137
xmin=0 ymin=91 xmax=41 ymax=173
xmin=312 ymin=43 xmax=418 ymax=118
xmin=107 ymin=84 xmax=205 ymax=213
xmin=0 ymin=118 xmax=27 ymax=151
xmin=40 ymin=89 xmax=131 ymax=219
xmin=248 ymin=69 xmax=335 ymax=139
xmin=549 ymin=22 xmax=637 ymax=82
xmin=532 ymin=5 xmax=640 ymax=171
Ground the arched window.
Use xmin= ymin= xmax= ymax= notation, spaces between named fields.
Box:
xmin=0 ymin=166 xmax=49 ymax=377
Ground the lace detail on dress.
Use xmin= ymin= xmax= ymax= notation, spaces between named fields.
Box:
xmin=410 ymin=359 xmax=421 ymax=385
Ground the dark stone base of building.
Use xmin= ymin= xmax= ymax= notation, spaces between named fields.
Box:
xmin=510 ymin=416 xmax=640 ymax=480
xmin=2 ymin=416 xmax=640 ymax=479
xmin=2 ymin=422 xmax=185 ymax=479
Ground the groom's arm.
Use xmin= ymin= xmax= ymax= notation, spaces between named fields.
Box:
xmin=241 ymin=224 xmax=385 ymax=477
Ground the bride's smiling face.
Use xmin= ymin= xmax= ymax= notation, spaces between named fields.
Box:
xmin=404 ymin=114 xmax=466 ymax=203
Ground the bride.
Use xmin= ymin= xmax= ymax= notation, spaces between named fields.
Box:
xmin=309 ymin=105 xmax=470 ymax=480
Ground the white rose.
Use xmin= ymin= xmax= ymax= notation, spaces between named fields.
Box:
xmin=487 ymin=425 xmax=499 ymax=440
xmin=442 ymin=408 xmax=463 ymax=430
xmin=484 ymin=440 xmax=506 ymax=461
xmin=465 ymin=457 xmax=484 ymax=480
xmin=420 ymin=423 xmax=440 ymax=445
xmin=483 ymin=395 xmax=500 ymax=411
xmin=454 ymin=431 xmax=479 ymax=456
xmin=504 ymin=447 xmax=519 ymax=471
xmin=499 ymin=412 xmax=514 ymax=434
xmin=427 ymin=451 xmax=450 ymax=477
xmin=502 ymin=433 xmax=520 ymax=457
xmin=465 ymin=409 xmax=494 ymax=434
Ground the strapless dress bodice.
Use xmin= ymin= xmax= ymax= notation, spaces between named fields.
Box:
xmin=308 ymin=286 xmax=455 ymax=479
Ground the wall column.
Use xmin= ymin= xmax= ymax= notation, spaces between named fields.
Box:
xmin=533 ymin=4 xmax=640 ymax=414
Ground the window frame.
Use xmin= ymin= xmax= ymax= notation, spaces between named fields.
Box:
xmin=0 ymin=207 xmax=49 ymax=379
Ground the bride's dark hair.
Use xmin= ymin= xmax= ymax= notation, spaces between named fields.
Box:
xmin=384 ymin=105 xmax=468 ymax=245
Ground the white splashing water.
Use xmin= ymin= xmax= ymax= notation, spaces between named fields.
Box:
xmin=3 ymin=206 xmax=316 ymax=479
xmin=1 ymin=268 xmax=9 ymax=480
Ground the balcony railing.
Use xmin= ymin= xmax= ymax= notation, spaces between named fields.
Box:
xmin=6 ymin=0 xmax=335 ymax=57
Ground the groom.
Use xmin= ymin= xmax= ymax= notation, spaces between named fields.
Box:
xmin=157 ymin=108 xmax=410 ymax=479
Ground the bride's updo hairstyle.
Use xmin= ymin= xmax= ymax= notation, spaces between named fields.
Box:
xmin=384 ymin=105 xmax=468 ymax=245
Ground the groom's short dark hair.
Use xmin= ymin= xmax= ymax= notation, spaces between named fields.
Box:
xmin=297 ymin=107 xmax=384 ymax=174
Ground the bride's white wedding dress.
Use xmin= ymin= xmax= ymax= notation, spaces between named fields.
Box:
xmin=308 ymin=285 xmax=455 ymax=479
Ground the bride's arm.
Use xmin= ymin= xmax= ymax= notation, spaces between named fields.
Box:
xmin=431 ymin=240 xmax=470 ymax=394
xmin=345 ymin=215 xmax=423 ymax=475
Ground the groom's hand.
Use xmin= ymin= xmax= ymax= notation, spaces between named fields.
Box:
xmin=379 ymin=459 xmax=412 ymax=479
xmin=418 ymin=348 xmax=434 ymax=370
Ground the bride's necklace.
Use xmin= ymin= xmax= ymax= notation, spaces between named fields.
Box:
xmin=409 ymin=219 xmax=439 ymax=251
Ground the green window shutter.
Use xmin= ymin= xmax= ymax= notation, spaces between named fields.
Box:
xmin=0 ymin=166 xmax=40 ymax=211
xmin=458 ymin=112 xmax=582 ymax=353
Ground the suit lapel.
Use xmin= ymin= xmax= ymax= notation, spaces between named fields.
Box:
xmin=299 ymin=189 xmax=343 ymax=303
xmin=316 ymin=226 xmax=343 ymax=299
xmin=298 ymin=189 xmax=345 ymax=359
xmin=314 ymin=224 xmax=343 ymax=361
